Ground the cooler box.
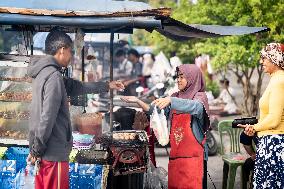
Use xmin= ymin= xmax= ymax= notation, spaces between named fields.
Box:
xmin=69 ymin=163 xmax=109 ymax=189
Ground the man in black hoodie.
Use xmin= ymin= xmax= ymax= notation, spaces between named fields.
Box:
xmin=27 ymin=29 xmax=124 ymax=189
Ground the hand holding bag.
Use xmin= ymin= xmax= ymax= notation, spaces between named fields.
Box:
xmin=150 ymin=106 xmax=169 ymax=146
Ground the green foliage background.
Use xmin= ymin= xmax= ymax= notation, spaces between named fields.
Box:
xmin=133 ymin=0 xmax=284 ymax=115
xmin=135 ymin=0 xmax=284 ymax=65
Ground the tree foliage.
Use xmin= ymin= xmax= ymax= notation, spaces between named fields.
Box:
xmin=135 ymin=0 xmax=284 ymax=116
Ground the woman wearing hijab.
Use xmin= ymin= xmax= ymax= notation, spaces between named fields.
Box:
xmin=238 ymin=43 xmax=284 ymax=188
xmin=121 ymin=64 xmax=210 ymax=189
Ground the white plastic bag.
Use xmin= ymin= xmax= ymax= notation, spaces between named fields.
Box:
xmin=150 ymin=106 xmax=169 ymax=146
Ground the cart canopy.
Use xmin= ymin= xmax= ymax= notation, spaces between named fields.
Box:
xmin=0 ymin=0 xmax=269 ymax=40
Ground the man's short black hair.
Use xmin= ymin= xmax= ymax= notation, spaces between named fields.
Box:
xmin=115 ymin=48 xmax=126 ymax=57
xmin=45 ymin=29 xmax=73 ymax=55
xmin=127 ymin=48 xmax=140 ymax=58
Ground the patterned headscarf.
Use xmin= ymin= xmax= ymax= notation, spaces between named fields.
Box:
xmin=172 ymin=64 xmax=210 ymax=130
xmin=260 ymin=43 xmax=284 ymax=69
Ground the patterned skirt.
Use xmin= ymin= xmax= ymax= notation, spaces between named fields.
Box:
xmin=254 ymin=134 xmax=284 ymax=189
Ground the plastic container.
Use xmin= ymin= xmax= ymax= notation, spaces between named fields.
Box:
xmin=72 ymin=132 xmax=94 ymax=148
xmin=69 ymin=163 xmax=104 ymax=189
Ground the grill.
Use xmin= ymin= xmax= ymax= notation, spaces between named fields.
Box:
xmin=101 ymin=130 xmax=149 ymax=176
xmin=75 ymin=148 xmax=109 ymax=164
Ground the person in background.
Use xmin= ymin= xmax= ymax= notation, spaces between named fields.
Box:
xmin=142 ymin=53 xmax=155 ymax=88
xmin=85 ymin=44 xmax=102 ymax=82
xmin=114 ymin=48 xmax=133 ymax=78
xmin=127 ymin=48 xmax=143 ymax=77
xmin=212 ymin=78 xmax=239 ymax=115
xmin=239 ymin=43 xmax=284 ymax=188
xmin=27 ymin=29 xmax=124 ymax=189
xmin=122 ymin=48 xmax=143 ymax=95
xmin=195 ymin=54 xmax=211 ymax=76
xmin=121 ymin=64 xmax=210 ymax=189
xmin=169 ymin=51 xmax=182 ymax=75
xmin=142 ymin=53 xmax=155 ymax=77
xmin=240 ymin=131 xmax=258 ymax=189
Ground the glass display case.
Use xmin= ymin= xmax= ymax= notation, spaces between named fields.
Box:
xmin=0 ymin=29 xmax=135 ymax=147
xmin=0 ymin=58 xmax=31 ymax=145
xmin=0 ymin=55 xmax=102 ymax=146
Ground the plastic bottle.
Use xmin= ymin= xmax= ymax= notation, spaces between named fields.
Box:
xmin=13 ymin=170 xmax=24 ymax=189
xmin=17 ymin=170 xmax=25 ymax=189
xmin=22 ymin=162 xmax=35 ymax=189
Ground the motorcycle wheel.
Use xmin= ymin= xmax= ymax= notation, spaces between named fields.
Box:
xmin=206 ymin=131 xmax=218 ymax=156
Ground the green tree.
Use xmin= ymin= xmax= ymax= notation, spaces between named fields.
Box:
xmin=139 ymin=0 xmax=284 ymax=116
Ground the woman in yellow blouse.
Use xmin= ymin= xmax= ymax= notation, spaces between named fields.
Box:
xmin=239 ymin=43 xmax=284 ymax=188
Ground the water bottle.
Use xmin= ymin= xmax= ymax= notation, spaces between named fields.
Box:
xmin=23 ymin=162 xmax=35 ymax=189
xmin=15 ymin=170 xmax=25 ymax=189
xmin=16 ymin=169 xmax=25 ymax=189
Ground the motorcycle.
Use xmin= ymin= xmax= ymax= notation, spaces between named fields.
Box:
xmin=206 ymin=130 xmax=218 ymax=156
xmin=206 ymin=115 xmax=219 ymax=156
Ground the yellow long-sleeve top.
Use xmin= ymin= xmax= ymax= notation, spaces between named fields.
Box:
xmin=254 ymin=70 xmax=284 ymax=137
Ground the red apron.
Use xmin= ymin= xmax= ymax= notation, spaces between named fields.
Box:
xmin=145 ymin=125 xmax=157 ymax=167
xmin=168 ymin=111 xmax=204 ymax=189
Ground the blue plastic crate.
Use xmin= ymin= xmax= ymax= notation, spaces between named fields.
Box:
xmin=69 ymin=163 xmax=103 ymax=189
xmin=0 ymin=160 xmax=21 ymax=189
xmin=5 ymin=147 xmax=29 ymax=172
xmin=1 ymin=160 xmax=104 ymax=189
xmin=0 ymin=173 xmax=18 ymax=189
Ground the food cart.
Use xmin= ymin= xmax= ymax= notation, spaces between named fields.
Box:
xmin=0 ymin=0 xmax=269 ymax=188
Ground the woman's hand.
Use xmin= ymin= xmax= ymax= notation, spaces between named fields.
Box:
xmin=109 ymin=80 xmax=125 ymax=91
xmin=120 ymin=96 xmax=139 ymax=103
xmin=238 ymin=124 xmax=256 ymax=136
xmin=244 ymin=125 xmax=256 ymax=136
xmin=152 ymin=97 xmax=171 ymax=109
xmin=123 ymin=80 xmax=132 ymax=87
